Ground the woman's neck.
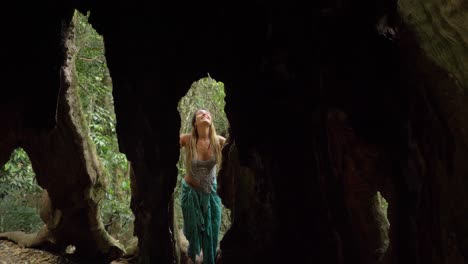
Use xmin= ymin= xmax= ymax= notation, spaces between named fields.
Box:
xmin=197 ymin=126 xmax=210 ymax=139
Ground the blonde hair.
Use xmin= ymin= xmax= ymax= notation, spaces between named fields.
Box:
xmin=185 ymin=110 xmax=222 ymax=176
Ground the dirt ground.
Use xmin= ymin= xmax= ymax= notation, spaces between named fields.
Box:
xmin=0 ymin=240 xmax=131 ymax=264
xmin=0 ymin=240 xmax=75 ymax=264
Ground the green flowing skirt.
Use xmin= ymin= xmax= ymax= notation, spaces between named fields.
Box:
xmin=180 ymin=179 xmax=221 ymax=264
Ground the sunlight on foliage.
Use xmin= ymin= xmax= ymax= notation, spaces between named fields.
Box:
xmin=178 ymin=76 xmax=229 ymax=136
xmin=377 ymin=191 xmax=389 ymax=219
xmin=75 ymin=11 xmax=133 ymax=243
xmin=174 ymin=75 xmax=232 ymax=242
xmin=0 ymin=12 xmax=134 ymax=240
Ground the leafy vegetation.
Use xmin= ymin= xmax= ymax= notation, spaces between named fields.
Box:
xmin=0 ymin=11 xmax=231 ymax=248
xmin=178 ymin=76 xmax=229 ymax=136
xmin=174 ymin=76 xmax=232 ymax=242
xmin=0 ymin=148 xmax=41 ymax=199
xmin=74 ymin=11 xmax=133 ymax=243
xmin=0 ymin=148 xmax=42 ymax=233
xmin=0 ymin=12 xmax=133 ymax=242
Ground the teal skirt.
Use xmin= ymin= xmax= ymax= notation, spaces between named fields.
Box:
xmin=180 ymin=179 xmax=221 ymax=264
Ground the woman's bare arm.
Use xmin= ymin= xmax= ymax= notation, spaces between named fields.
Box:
xmin=180 ymin=134 xmax=190 ymax=148
xmin=218 ymin=135 xmax=226 ymax=147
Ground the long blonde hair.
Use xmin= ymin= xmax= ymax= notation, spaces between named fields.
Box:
xmin=185 ymin=110 xmax=222 ymax=175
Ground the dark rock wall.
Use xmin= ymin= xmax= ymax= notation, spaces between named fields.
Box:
xmin=0 ymin=1 xmax=466 ymax=263
xmin=0 ymin=4 xmax=122 ymax=261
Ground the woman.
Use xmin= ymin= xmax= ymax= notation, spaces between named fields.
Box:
xmin=179 ymin=109 xmax=226 ymax=264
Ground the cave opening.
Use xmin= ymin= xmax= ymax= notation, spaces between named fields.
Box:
xmin=0 ymin=148 xmax=42 ymax=234
xmin=0 ymin=2 xmax=466 ymax=263
xmin=75 ymin=11 xmax=136 ymax=252
xmin=173 ymin=75 xmax=232 ymax=263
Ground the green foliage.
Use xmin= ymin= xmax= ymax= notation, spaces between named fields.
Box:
xmin=174 ymin=75 xmax=232 ymax=242
xmin=0 ymin=148 xmax=41 ymax=197
xmin=0 ymin=194 xmax=43 ymax=233
xmin=0 ymin=13 xmax=133 ymax=236
xmin=0 ymin=11 xmax=231 ymax=247
xmin=75 ymin=11 xmax=133 ymax=241
xmin=0 ymin=12 xmax=133 ymax=241
xmin=178 ymin=76 xmax=229 ymax=136
xmin=377 ymin=191 xmax=389 ymax=218
xmin=0 ymin=148 xmax=43 ymax=232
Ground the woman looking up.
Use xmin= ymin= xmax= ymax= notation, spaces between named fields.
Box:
xmin=179 ymin=109 xmax=226 ymax=264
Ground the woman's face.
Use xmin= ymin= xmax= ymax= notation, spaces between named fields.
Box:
xmin=195 ymin=109 xmax=212 ymax=126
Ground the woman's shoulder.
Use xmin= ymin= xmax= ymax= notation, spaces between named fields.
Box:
xmin=217 ymin=135 xmax=226 ymax=146
xmin=180 ymin=133 xmax=191 ymax=147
